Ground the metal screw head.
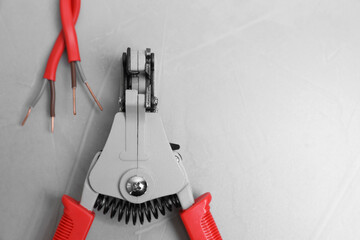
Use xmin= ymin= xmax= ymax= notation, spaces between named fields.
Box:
xmin=126 ymin=176 xmax=147 ymax=197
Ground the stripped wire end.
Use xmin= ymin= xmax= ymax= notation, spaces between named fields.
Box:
xmin=51 ymin=116 xmax=55 ymax=133
xmin=75 ymin=61 xmax=103 ymax=111
xmin=85 ymin=82 xmax=103 ymax=111
xmin=21 ymin=78 xmax=47 ymax=127
xmin=73 ymin=87 xmax=76 ymax=115
xmin=21 ymin=107 xmax=32 ymax=126
xmin=49 ymin=80 xmax=56 ymax=133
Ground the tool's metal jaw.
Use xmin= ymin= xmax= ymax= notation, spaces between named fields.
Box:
xmin=80 ymin=48 xmax=194 ymax=215
xmin=119 ymin=48 xmax=157 ymax=112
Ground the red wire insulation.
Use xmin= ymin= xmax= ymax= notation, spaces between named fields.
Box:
xmin=60 ymin=0 xmax=81 ymax=62
xmin=43 ymin=0 xmax=81 ymax=81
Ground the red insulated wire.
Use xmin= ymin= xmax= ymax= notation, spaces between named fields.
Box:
xmin=60 ymin=0 xmax=83 ymax=115
xmin=22 ymin=0 xmax=102 ymax=131
xmin=60 ymin=0 xmax=81 ymax=63
xmin=43 ymin=0 xmax=81 ymax=81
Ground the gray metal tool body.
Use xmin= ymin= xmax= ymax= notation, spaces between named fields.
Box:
xmin=80 ymin=48 xmax=194 ymax=214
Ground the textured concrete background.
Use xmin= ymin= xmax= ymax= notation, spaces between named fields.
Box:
xmin=1 ymin=0 xmax=360 ymax=239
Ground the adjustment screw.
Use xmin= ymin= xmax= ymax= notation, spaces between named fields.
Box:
xmin=152 ymin=97 xmax=158 ymax=106
xmin=126 ymin=176 xmax=147 ymax=197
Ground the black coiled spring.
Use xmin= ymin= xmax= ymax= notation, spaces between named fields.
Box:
xmin=94 ymin=194 xmax=182 ymax=225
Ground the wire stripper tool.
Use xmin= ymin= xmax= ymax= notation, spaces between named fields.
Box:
xmin=53 ymin=48 xmax=222 ymax=240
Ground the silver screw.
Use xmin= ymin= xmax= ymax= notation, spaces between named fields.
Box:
xmin=126 ymin=176 xmax=147 ymax=197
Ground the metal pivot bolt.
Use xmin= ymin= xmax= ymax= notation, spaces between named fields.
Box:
xmin=126 ymin=176 xmax=147 ymax=197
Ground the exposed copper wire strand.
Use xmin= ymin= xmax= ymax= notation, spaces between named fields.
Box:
xmin=85 ymin=82 xmax=103 ymax=111
xmin=49 ymin=80 xmax=55 ymax=133
xmin=21 ymin=79 xmax=47 ymax=126
xmin=73 ymin=87 xmax=76 ymax=115
xmin=51 ymin=117 xmax=54 ymax=133
xmin=75 ymin=61 xmax=103 ymax=111
xmin=21 ymin=108 xmax=32 ymax=126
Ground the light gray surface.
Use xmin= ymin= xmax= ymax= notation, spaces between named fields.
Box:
xmin=1 ymin=0 xmax=360 ymax=239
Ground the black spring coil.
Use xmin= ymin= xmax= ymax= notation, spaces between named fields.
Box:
xmin=94 ymin=194 xmax=182 ymax=225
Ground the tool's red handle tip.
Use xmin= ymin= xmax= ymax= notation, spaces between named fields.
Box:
xmin=180 ymin=192 xmax=222 ymax=240
xmin=53 ymin=195 xmax=94 ymax=240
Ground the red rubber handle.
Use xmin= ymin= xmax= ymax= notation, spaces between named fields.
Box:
xmin=180 ymin=193 xmax=222 ymax=240
xmin=53 ymin=195 xmax=94 ymax=240
xmin=60 ymin=0 xmax=81 ymax=62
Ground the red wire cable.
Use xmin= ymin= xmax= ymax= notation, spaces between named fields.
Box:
xmin=60 ymin=0 xmax=81 ymax=62
xmin=43 ymin=0 xmax=81 ymax=81
xmin=23 ymin=0 xmax=102 ymax=130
